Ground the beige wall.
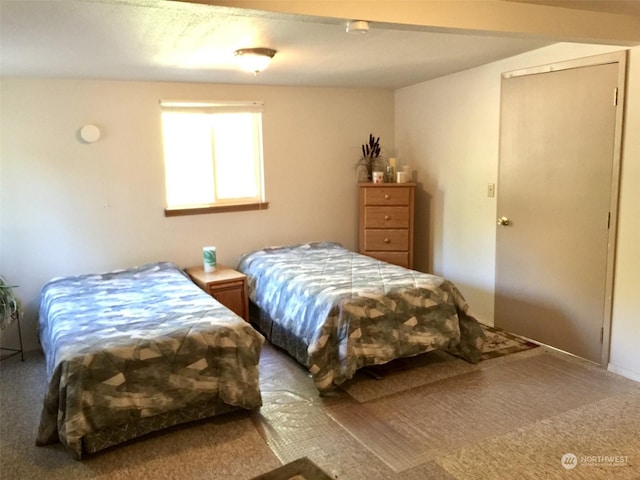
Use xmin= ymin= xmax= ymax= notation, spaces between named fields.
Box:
xmin=0 ymin=79 xmax=394 ymax=350
xmin=395 ymin=43 xmax=640 ymax=381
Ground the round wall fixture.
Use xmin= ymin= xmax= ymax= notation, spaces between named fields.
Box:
xmin=80 ymin=124 xmax=101 ymax=143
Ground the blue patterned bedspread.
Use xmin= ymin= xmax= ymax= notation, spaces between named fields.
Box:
xmin=36 ymin=262 xmax=264 ymax=459
xmin=238 ymin=242 xmax=484 ymax=392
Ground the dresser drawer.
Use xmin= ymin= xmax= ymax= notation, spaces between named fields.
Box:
xmin=363 ymin=187 xmax=411 ymax=206
xmin=209 ymin=281 xmax=247 ymax=319
xmin=366 ymin=251 xmax=410 ymax=268
xmin=364 ymin=229 xmax=409 ymax=251
xmin=207 ymin=280 xmax=245 ymax=297
xmin=365 ymin=206 xmax=410 ymax=228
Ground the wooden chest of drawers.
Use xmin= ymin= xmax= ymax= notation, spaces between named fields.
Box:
xmin=358 ymin=183 xmax=415 ymax=268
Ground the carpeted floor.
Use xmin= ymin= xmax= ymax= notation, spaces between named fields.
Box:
xmin=1 ymin=325 xmax=639 ymax=480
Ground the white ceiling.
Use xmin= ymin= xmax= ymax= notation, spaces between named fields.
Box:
xmin=0 ymin=0 xmax=636 ymax=89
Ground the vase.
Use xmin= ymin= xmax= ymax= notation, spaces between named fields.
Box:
xmin=366 ymin=165 xmax=373 ymax=181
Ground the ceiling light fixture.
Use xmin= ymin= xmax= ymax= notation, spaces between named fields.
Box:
xmin=346 ymin=20 xmax=369 ymax=34
xmin=234 ymin=48 xmax=277 ymax=75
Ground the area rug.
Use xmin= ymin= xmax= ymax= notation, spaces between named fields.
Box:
xmin=480 ymin=324 xmax=540 ymax=360
xmin=250 ymin=456 xmax=333 ymax=480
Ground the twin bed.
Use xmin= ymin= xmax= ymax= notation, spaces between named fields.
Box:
xmin=37 ymin=243 xmax=484 ymax=458
xmin=237 ymin=242 xmax=485 ymax=392
xmin=36 ymin=262 xmax=263 ymax=459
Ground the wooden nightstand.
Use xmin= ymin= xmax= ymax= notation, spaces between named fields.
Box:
xmin=185 ymin=265 xmax=249 ymax=321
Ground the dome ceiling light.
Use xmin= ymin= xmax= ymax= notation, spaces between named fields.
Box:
xmin=234 ymin=48 xmax=277 ymax=75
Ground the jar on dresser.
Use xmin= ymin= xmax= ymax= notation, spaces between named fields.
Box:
xmin=358 ymin=182 xmax=415 ymax=269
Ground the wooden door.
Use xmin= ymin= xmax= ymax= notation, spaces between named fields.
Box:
xmin=495 ymin=54 xmax=625 ymax=364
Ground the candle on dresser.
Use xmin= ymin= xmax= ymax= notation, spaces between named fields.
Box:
xmin=388 ymin=157 xmax=397 ymax=182
xmin=203 ymin=246 xmax=217 ymax=272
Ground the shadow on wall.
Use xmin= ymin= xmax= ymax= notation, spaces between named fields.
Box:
xmin=414 ymin=183 xmax=433 ymax=274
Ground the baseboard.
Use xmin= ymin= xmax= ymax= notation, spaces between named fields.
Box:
xmin=607 ymin=363 xmax=640 ymax=383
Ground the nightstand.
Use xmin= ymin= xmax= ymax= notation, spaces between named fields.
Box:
xmin=185 ymin=265 xmax=249 ymax=321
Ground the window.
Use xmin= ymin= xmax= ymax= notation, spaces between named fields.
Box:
xmin=160 ymin=101 xmax=267 ymax=216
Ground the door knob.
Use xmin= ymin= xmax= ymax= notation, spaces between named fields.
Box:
xmin=497 ymin=216 xmax=510 ymax=226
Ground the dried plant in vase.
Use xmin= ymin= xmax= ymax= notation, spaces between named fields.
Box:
xmin=356 ymin=133 xmax=386 ymax=181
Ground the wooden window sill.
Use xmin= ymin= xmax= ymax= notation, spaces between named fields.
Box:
xmin=165 ymin=202 xmax=269 ymax=217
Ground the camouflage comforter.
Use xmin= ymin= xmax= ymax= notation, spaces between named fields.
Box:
xmin=36 ymin=262 xmax=264 ymax=459
xmin=238 ymin=242 xmax=484 ymax=392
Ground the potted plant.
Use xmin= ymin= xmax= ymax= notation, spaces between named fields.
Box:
xmin=356 ymin=133 xmax=386 ymax=181
xmin=0 ymin=275 xmax=21 ymax=331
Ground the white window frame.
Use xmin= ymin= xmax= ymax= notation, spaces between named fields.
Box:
xmin=160 ymin=100 xmax=268 ymax=216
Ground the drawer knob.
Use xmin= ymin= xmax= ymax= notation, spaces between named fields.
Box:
xmin=384 ymin=215 xmax=390 ymax=220
xmin=384 ymin=194 xmax=390 ymax=199
xmin=384 ymin=238 xmax=390 ymax=243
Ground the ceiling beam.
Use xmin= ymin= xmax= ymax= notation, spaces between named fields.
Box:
xmin=181 ymin=0 xmax=640 ymax=45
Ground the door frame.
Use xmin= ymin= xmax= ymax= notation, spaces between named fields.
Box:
xmin=500 ymin=51 xmax=627 ymax=367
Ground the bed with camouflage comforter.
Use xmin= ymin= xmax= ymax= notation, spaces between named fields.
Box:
xmin=238 ymin=242 xmax=485 ymax=393
xmin=36 ymin=262 xmax=264 ymax=459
